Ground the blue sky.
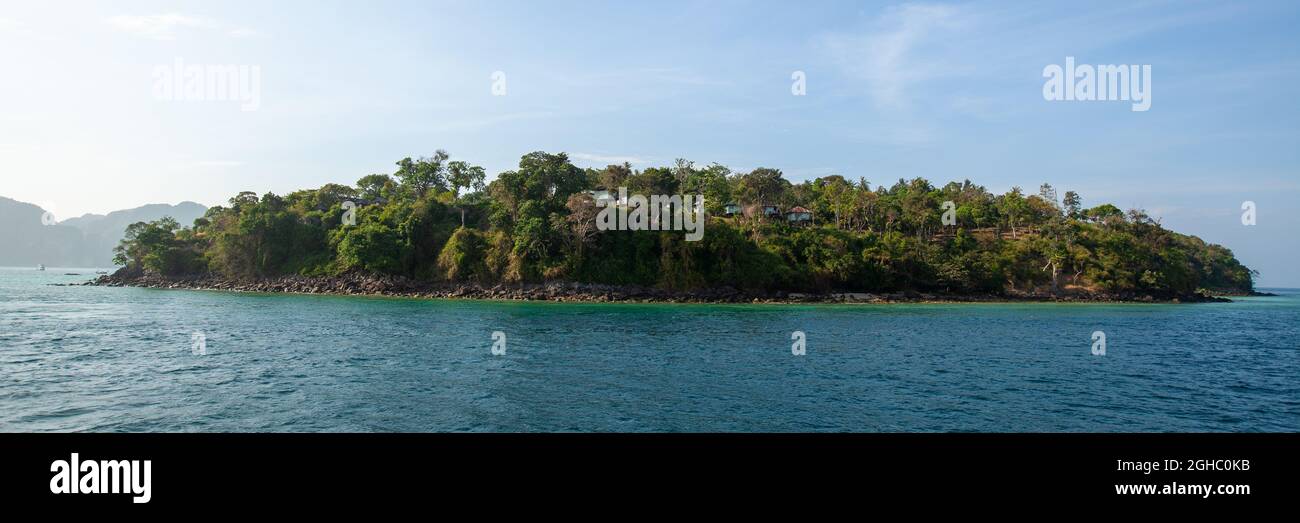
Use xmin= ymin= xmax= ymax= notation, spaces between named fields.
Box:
xmin=1 ymin=0 xmax=1297 ymax=285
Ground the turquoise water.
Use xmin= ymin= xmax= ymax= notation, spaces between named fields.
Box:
xmin=1 ymin=267 xmax=1297 ymax=432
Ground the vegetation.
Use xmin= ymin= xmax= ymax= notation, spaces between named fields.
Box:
xmin=113 ymin=151 xmax=1255 ymax=297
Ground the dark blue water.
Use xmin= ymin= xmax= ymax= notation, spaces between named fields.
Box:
xmin=2 ymin=267 xmax=1297 ymax=432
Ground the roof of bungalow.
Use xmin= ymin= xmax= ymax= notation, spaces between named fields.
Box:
xmin=787 ymin=206 xmax=811 ymax=214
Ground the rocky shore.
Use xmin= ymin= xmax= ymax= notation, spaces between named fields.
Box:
xmin=83 ymin=269 xmax=1233 ymax=304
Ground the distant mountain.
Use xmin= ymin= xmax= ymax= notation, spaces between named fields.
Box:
xmin=0 ymin=196 xmax=207 ymax=267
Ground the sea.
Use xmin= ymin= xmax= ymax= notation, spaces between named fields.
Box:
xmin=2 ymin=267 xmax=1296 ymax=432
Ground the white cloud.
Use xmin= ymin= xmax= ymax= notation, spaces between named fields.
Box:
xmin=422 ymin=111 xmax=555 ymax=133
xmin=105 ymin=14 xmax=216 ymax=40
xmin=106 ymin=14 xmax=258 ymax=41
xmin=822 ymin=3 xmax=969 ymax=109
xmin=188 ymin=160 xmax=245 ymax=168
xmin=570 ymin=153 xmax=651 ymax=165
xmin=0 ymin=17 xmax=39 ymax=38
xmin=948 ymin=94 xmax=997 ymax=120
xmin=548 ymin=67 xmax=729 ymax=89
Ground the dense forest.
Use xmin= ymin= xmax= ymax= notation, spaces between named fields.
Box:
xmin=111 ymin=150 xmax=1255 ymax=298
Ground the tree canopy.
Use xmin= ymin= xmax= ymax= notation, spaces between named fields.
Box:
xmin=113 ymin=150 xmax=1256 ymax=298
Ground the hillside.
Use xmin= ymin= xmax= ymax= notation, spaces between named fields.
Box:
xmin=0 ymin=197 xmax=206 ymax=267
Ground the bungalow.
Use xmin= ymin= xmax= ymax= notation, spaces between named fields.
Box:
xmin=786 ymin=206 xmax=813 ymax=225
xmin=742 ymin=203 xmax=782 ymax=219
xmin=585 ymin=189 xmax=625 ymax=207
xmin=723 ymin=202 xmax=742 ymax=216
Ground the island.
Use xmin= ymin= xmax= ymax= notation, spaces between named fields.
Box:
xmin=92 ymin=150 xmax=1256 ymax=304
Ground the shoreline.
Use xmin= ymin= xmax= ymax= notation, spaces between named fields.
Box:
xmin=83 ymin=272 xmax=1241 ymax=305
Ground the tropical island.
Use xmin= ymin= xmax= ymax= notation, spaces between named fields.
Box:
xmin=93 ymin=150 xmax=1256 ymax=303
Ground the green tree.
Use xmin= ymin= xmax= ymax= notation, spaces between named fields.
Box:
xmin=1062 ymin=191 xmax=1082 ymax=219
xmin=737 ymin=167 xmax=789 ymax=204
xmin=395 ymin=150 xmax=450 ymax=199
xmin=357 ymin=174 xmax=395 ymax=200
xmin=437 ymin=227 xmax=489 ymax=282
xmin=447 ymin=161 xmax=487 ymax=198
xmin=113 ymin=217 xmax=204 ymax=276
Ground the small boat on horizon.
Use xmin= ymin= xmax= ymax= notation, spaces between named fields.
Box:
xmin=37 ymin=264 xmax=45 ymax=271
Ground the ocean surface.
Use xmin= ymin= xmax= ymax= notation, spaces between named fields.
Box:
xmin=1 ymin=266 xmax=1297 ymax=432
